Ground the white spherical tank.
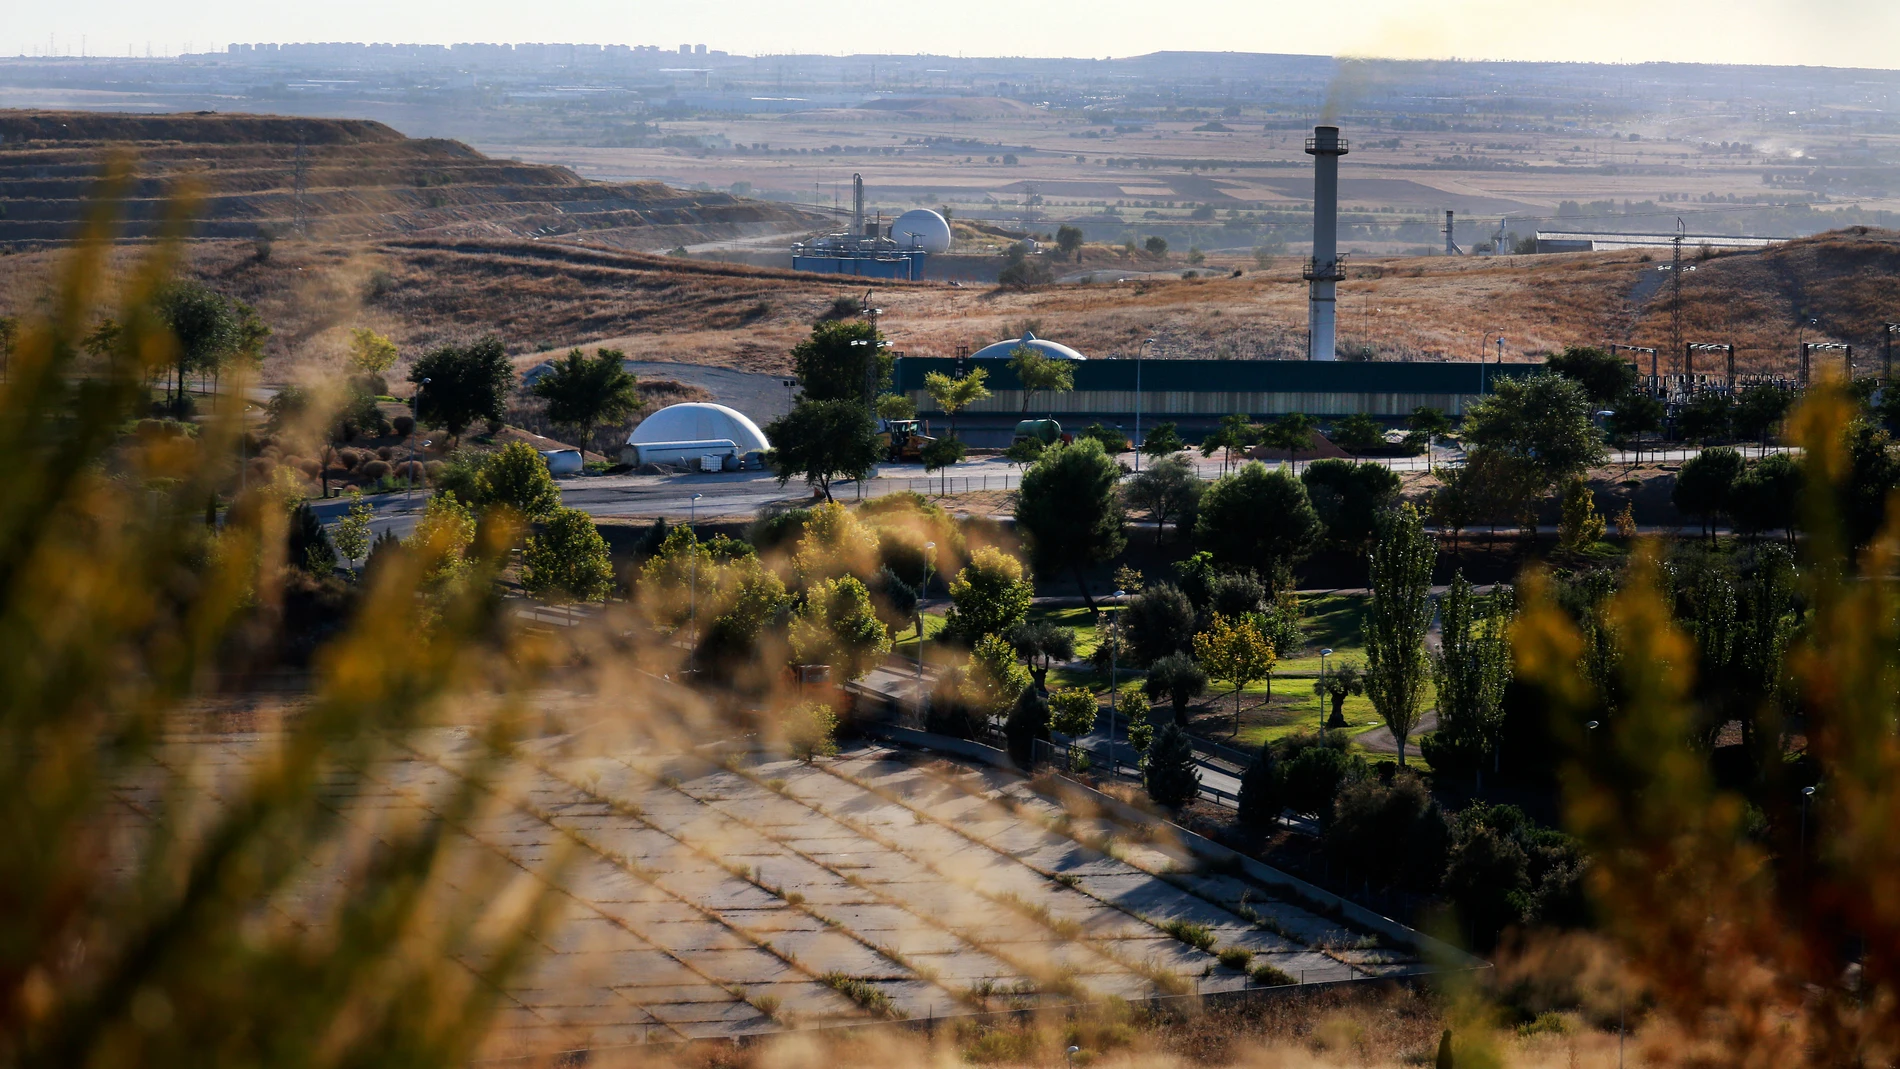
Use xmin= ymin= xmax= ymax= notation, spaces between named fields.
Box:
xmin=892 ymin=209 xmax=953 ymax=253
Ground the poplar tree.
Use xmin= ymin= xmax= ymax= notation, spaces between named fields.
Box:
xmin=1365 ymin=505 xmax=1436 ymax=765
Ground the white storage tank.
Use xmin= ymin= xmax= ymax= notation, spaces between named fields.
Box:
xmin=892 ymin=208 xmax=953 ymax=253
xmin=621 ymin=402 xmax=771 ymax=468
xmin=540 ymin=448 xmax=583 ymax=475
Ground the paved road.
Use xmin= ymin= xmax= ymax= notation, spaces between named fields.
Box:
xmin=306 ymin=454 xmax=1032 ymax=536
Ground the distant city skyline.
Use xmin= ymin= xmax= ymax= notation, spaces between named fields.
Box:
xmin=5 ymin=0 xmax=1898 ymax=72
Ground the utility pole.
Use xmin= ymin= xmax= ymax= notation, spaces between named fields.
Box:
xmin=1671 ymin=218 xmax=1685 ymax=372
xmin=292 ymin=133 xmax=309 ymax=237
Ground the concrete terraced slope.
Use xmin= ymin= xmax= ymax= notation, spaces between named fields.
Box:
xmin=0 ymin=109 xmax=822 ymax=248
xmin=119 ymin=730 xmax=1442 ymax=1055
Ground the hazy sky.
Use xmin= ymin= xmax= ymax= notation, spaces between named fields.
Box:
xmin=8 ymin=0 xmax=1899 ymax=70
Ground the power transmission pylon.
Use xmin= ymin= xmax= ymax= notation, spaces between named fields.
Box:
xmin=1671 ymin=217 xmax=1685 ymax=374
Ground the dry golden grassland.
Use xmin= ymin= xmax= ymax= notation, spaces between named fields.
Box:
xmin=4 ymin=226 xmax=1894 ymax=383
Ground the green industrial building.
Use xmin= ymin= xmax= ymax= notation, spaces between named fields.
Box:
xmin=893 ymin=357 xmax=1531 ymax=445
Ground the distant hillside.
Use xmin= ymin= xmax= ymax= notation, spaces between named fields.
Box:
xmin=0 ymin=109 xmax=822 ymax=248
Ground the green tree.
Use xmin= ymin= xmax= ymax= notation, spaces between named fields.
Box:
xmin=942 ymin=546 xmax=1034 ymax=641
xmin=1144 ymin=722 xmax=1201 ymax=808
xmin=921 ymin=434 xmax=966 ymax=495
xmin=532 ymin=347 xmax=644 ymax=455
xmin=1677 ymin=393 xmax=1733 ymax=444
xmin=921 ymin=366 xmax=990 ymax=435
xmin=1733 ymin=385 xmax=1795 ymax=454
xmin=1193 ymin=461 xmax=1320 ymax=576
xmin=347 ymin=327 xmax=399 ymax=376
xmin=1048 ymin=686 xmax=1099 ymax=770
xmin=1407 ymin=406 xmax=1454 ymax=471
xmin=790 ymin=575 xmax=891 ymax=680
xmin=1673 ymin=447 xmax=1745 ymax=540
xmin=1143 ymin=235 xmax=1169 ymax=258
xmin=1010 ymin=344 xmax=1075 ymax=414
xmin=1055 ymin=224 xmax=1085 ymax=260
xmin=792 ymin=318 xmax=889 ymax=405
xmin=410 ymin=336 xmax=512 ymax=446
xmin=476 ymin=441 xmax=563 ymax=519
xmin=874 ymin=393 xmax=916 ymax=420
xmin=1015 ymin=438 xmax=1126 ymax=609
xmin=333 ymin=488 xmax=374 ymax=570
xmin=1120 ymin=583 xmax=1196 ymax=665
xmin=1607 ymin=392 xmax=1665 ymax=464
xmin=1301 ymin=459 xmax=1400 ymax=552
xmin=1333 ymin=412 xmax=1384 ymax=453
xmin=1143 ymin=652 xmax=1208 ymax=726
xmin=1364 ymin=505 xmax=1436 ymax=765
xmin=1263 ymin=412 xmax=1319 ymax=466
xmin=1731 ymin=452 xmax=1801 ymax=540
xmin=1194 ymin=612 xmax=1275 ymax=737
xmin=1200 ymin=413 xmax=1257 ymax=476
xmin=1426 ymin=573 xmax=1513 ymax=784
xmin=1125 ymin=453 xmax=1203 ymax=544
xmin=1557 ymin=477 xmax=1607 ymax=551
xmin=1463 ymin=372 xmax=1604 ymax=495
xmin=155 ymin=281 xmax=241 ymax=414
xmin=521 ymin=507 xmax=614 ymax=603
xmin=764 ymin=398 xmax=882 ymax=502
xmin=288 ymin=502 xmax=335 ymax=575
xmin=1140 ymin=421 xmax=1186 ymax=458
xmin=962 ymin=632 xmax=1034 ymax=717
xmin=1546 ymin=344 xmax=1637 ymax=405
xmin=1236 ymin=742 xmax=1281 ymax=828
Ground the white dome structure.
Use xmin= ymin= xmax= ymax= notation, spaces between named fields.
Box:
xmin=622 ymin=402 xmax=771 ymax=468
xmin=968 ymin=330 xmax=1088 ymax=362
xmin=892 ymin=208 xmax=953 ymax=253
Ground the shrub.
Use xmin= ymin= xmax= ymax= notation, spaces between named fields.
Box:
xmin=1250 ymin=962 xmax=1296 ymax=986
xmin=1217 ymin=946 xmax=1253 ymax=970
xmin=784 ymin=701 xmax=840 ymax=761
xmin=1278 ymin=734 xmax=1357 ymax=819
xmin=359 ymin=459 xmax=392 ymax=481
xmin=1324 ymin=772 xmax=1448 ymax=892
xmin=1160 ymin=919 xmax=1215 ymax=951
xmin=392 ymin=414 xmax=415 ymax=437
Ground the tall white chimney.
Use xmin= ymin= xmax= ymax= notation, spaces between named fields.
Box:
xmin=1304 ymin=126 xmax=1349 ymax=361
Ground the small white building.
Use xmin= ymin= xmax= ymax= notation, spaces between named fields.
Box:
xmin=621 ymin=402 xmax=771 ymax=468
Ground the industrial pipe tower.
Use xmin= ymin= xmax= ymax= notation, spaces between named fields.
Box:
xmin=1304 ymin=126 xmax=1349 ymax=361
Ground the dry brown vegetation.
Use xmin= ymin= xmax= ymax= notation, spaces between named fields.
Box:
xmin=10 ymin=224 xmax=1891 ymax=385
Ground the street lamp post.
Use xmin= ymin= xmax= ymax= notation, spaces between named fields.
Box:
xmin=408 ymin=377 xmax=429 ymax=507
xmin=1135 ymin=337 xmax=1152 ymax=472
xmin=1583 ymin=719 xmax=1621 ymax=1068
xmin=1496 ymin=334 xmax=1507 ymax=365
xmin=689 ymin=493 xmax=703 ymax=664
xmin=1100 ymin=589 xmax=1126 ymax=771
xmin=917 ymin=542 xmax=936 ymax=721
xmin=1800 ymin=783 xmax=1818 ymax=890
